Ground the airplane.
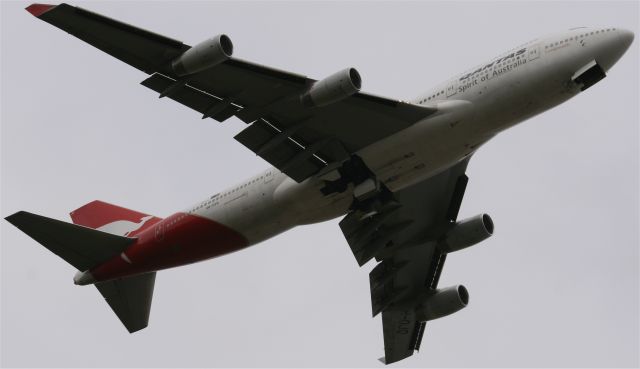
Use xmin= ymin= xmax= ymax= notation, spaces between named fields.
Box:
xmin=5 ymin=2 xmax=634 ymax=365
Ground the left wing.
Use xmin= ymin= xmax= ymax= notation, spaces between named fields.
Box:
xmin=28 ymin=3 xmax=436 ymax=182
xmin=339 ymin=158 xmax=493 ymax=364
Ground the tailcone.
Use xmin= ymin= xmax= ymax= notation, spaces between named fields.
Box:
xmin=73 ymin=270 xmax=96 ymax=285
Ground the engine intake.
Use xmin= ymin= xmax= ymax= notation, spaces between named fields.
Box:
xmin=172 ymin=34 xmax=233 ymax=76
xmin=441 ymin=213 xmax=494 ymax=253
xmin=300 ymin=68 xmax=361 ymax=107
xmin=417 ymin=285 xmax=469 ymax=321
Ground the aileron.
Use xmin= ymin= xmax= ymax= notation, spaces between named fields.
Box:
xmin=33 ymin=3 xmax=186 ymax=74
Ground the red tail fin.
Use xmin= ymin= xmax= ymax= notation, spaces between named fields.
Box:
xmin=70 ymin=200 xmax=161 ymax=237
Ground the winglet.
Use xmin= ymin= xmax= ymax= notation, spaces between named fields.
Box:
xmin=25 ymin=3 xmax=57 ymax=17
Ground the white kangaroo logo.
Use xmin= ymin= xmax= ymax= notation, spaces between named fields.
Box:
xmin=97 ymin=215 xmax=155 ymax=237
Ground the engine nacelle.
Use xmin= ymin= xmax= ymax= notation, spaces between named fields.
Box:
xmin=172 ymin=34 xmax=233 ymax=76
xmin=441 ymin=214 xmax=494 ymax=253
xmin=417 ymin=285 xmax=469 ymax=321
xmin=300 ymin=68 xmax=361 ymax=107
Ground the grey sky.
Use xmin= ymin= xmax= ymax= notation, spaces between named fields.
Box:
xmin=1 ymin=1 xmax=638 ymax=367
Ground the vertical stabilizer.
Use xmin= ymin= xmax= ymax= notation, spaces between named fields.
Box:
xmin=70 ymin=200 xmax=161 ymax=236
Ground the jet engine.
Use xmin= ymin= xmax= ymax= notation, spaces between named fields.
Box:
xmin=441 ymin=214 xmax=494 ymax=253
xmin=172 ymin=34 xmax=233 ymax=76
xmin=300 ymin=68 xmax=361 ymax=107
xmin=417 ymin=285 xmax=469 ymax=321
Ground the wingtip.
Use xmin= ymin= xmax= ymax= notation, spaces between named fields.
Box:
xmin=126 ymin=323 xmax=149 ymax=334
xmin=25 ymin=3 xmax=57 ymax=17
xmin=5 ymin=211 xmax=26 ymax=225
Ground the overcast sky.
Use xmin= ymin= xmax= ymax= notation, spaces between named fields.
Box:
xmin=1 ymin=1 xmax=638 ymax=367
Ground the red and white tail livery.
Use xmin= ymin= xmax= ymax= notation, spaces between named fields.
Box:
xmin=71 ymin=200 xmax=161 ymax=236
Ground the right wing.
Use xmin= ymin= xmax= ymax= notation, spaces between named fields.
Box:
xmin=339 ymin=158 xmax=479 ymax=364
xmin=28 ymin=3 xmax=436 ymax=182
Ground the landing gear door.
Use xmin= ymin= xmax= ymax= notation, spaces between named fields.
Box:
xmin=528 ymin=43 xmax=541 ymax=61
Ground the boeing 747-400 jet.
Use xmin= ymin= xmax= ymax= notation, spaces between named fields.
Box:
xmin=5 ymin=3 xmax=634 ymax=364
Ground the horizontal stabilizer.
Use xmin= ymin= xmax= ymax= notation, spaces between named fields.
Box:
xmin=96 ymin=272 xmax=156 ymax=333
xmin=5 ymin=211 xmax=135 ymax=271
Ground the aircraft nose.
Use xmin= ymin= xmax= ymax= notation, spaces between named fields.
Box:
xmin=617 ymin=28 xmax=635 ymax=51
xmin=593 ymin=28 xmax=635 ymax=71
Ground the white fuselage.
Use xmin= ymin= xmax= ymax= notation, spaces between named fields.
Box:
xmin=185 ymin=27 xmax=633 ymax=245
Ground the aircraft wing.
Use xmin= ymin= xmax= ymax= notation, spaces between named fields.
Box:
xmin=339 ymin=158 xmax=471 ymax=364
xmin=28 ymin=3 xmax=436 ymax=182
